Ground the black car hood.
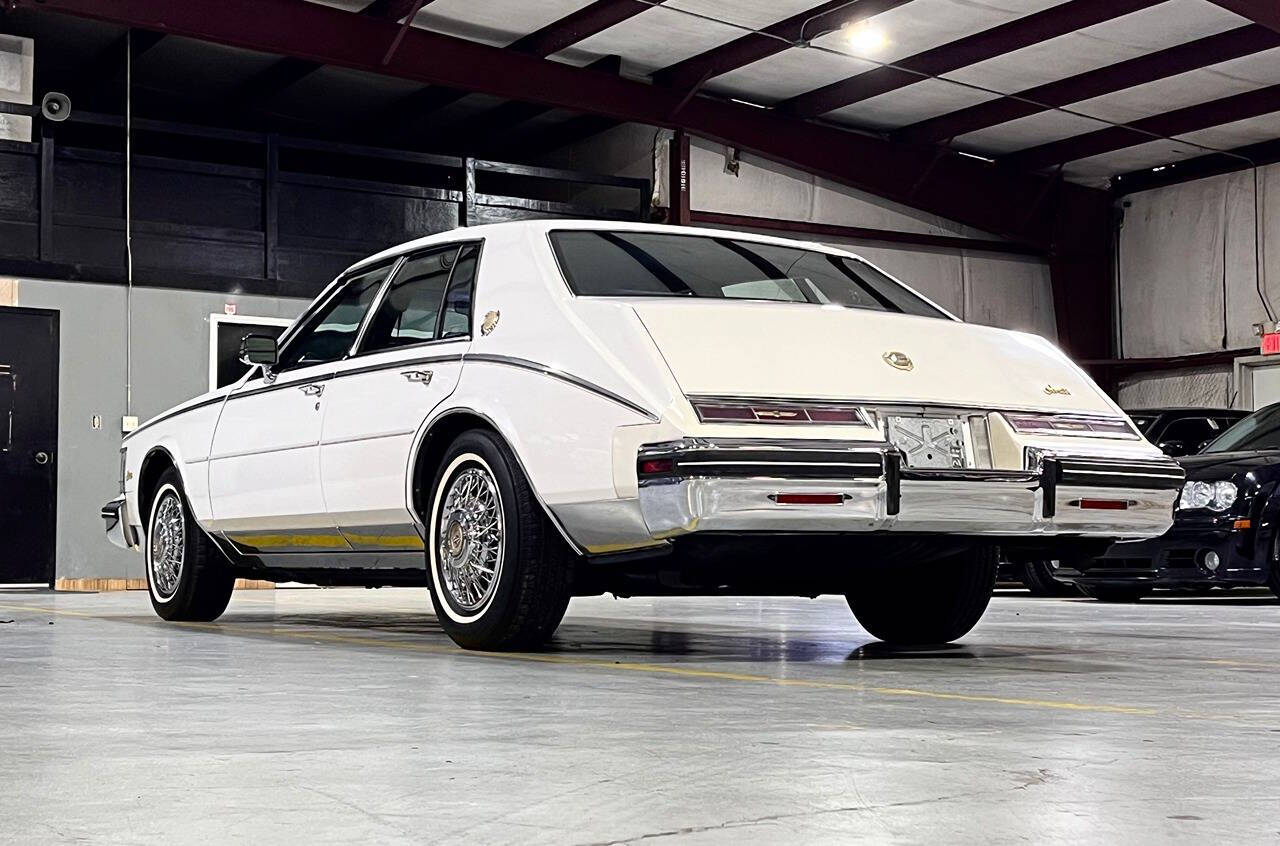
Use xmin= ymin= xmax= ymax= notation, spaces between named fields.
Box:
xmin=1179 ymin=450 xmax=1280 ymax=480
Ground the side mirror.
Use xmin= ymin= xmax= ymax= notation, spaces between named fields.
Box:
xmin=238 ymin=334 xmax=278 ymax=367
xmin=1158 ymin=439 xmax=1189 ymax=457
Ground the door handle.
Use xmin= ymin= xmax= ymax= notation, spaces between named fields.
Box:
xmin=298 ymin=383 xmax=325 ymax=397
xmin=33 ymin=450 xmax=51 ymax=466
xmin=401 ymin=369 xmax=433 ymax=385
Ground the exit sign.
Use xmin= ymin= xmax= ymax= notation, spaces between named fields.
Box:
xmin=1263 ymin=332 xmax=1280 ymax=355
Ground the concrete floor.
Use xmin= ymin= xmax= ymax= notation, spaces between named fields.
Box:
xmin=1 ymin=588 xmax=1278 ymax=845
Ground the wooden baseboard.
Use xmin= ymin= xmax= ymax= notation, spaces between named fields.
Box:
xmin=54 ymin=578 xmax=274 ymax=592
xmin=54 ymin=578 xmax=147 ymax=592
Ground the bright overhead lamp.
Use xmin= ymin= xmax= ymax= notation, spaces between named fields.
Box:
xmin=842 ymin=21 xmax=889 ymax=54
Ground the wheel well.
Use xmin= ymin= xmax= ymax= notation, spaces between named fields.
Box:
xmin=137 ymin=447 xmax=177 ymax=524
xmin=411 ymin=411 xmax=502 ymax=522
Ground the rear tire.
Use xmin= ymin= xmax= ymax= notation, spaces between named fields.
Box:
xmin=426 ymin=430 xmax=573 ymax=651
xmin=1081 ymin=584 xmax=1151 ymax=603
xmin=144 ymin=468 xmax=235 ymax=622
xmin=847 ymin=545 xmax=997 ymax=645
xmin=1018 ymin=560 xmax=1080 ymax=597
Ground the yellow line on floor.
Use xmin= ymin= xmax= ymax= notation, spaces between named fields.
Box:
xmin=0 ymin=601 xmax=1159 ymax=716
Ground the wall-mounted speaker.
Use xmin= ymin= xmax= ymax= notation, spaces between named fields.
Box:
xmin=40 ymin=91 xmax=70 ymax=122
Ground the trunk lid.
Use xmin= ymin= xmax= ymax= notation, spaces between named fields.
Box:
xmin=628 ymin=299 xmax=1114 ymax=415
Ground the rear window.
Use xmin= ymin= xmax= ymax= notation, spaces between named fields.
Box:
xmin=549 ymin=230 xmax=948 ymax=319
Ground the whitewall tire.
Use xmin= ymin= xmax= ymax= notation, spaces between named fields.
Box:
xmin=143 ymin=468 xmax=235 ymax=622
xmin=426 ymin=430 xmax=573 ymax=650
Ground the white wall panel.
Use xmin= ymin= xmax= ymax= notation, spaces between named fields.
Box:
xmin=963 ymin=254 xmax=1058 ymax=340
xmin=1119 ymin=176 xmax=1229 ymax=357
xmin=1117 ymin=365 xmax=1233 ymax=409
xmin=1118 ymin=162 xmax=1280 ymax=358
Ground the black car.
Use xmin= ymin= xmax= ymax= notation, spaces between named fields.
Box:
xmin=1003 ymin=407 xmax=1247 ymax=596
xmin=1065 ymin=402 xmax=1280 ymax=601
xmin=1127 ymin=407 xmax=1248 ymax=457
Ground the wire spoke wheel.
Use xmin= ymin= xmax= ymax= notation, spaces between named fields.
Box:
xmin=437 ymin=465 xmax=505 ymax=613
xmin=148 ymin=491 xmax=185 ymax=600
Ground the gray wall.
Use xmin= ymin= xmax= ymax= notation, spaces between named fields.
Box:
xmin=11 ymin=279 xmax=308 ymax=583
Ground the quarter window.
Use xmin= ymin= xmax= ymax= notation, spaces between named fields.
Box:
xmin=276 ymin=263 xmax=392 ymax=371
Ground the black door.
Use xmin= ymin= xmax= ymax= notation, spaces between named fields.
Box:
xmin=0 ymin=307 xmax=59 ymax=584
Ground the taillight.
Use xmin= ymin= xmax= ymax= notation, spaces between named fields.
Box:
xmin=692 ymin=400 xmax=868 ymax=426
xmin=638 ymin=458 xmax=674 ymax=476
xmin=1004 ymin=413 xmax=1135 ymax=438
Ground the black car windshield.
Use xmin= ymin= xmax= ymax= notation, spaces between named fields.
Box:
xmin=1203 ymin=404 xmax=1280 ymax=452
xmin=550 ymin=230 xmax=949 ymax=319
xmin=1129 ymin=414 xmax=1158 ymax=434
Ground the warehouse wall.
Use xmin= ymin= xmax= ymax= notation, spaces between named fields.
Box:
xmin=8 ymin=279 xmax=308 ymax=584
xmin=1116 ymin=162 xmax=1280 ymax=407
xmin=542 ymin=124 xmax=1058 ymax=339
xmin=1118 ymin=163 xmax=1279 ymax=358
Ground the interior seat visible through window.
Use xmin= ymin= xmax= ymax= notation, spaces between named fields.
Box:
xmin=360 ymin=243 xmax=478 ymax=352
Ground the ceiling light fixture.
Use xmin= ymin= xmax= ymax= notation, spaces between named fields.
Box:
xmin=842 ymin=21 xmax=888 ymax=54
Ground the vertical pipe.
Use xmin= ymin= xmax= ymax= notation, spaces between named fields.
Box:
xmin=264 ymin=135 xmax=279 ymax=280
xmin=124 ymin=29 xmax=134 ymax=417
xmin=668 ymin=129 xmax=690 ymax=226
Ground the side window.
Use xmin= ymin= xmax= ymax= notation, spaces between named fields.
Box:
xmin=440 ymin=243 xmax=479 ymax=339
xmin=361 ymin=245 xmax=467 ymax=353
xmin=276 ymin=263 xmax=391 ymax=371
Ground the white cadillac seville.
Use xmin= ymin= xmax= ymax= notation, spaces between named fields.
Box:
xmin=103 ymin=220 xmax=1182 ymax=650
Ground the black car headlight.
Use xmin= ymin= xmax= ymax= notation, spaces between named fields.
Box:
xmin=1178 ymin=480 xmax=1237 ymax=511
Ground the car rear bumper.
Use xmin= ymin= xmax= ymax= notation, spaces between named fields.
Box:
xmin=102 ymin=497 xmax=139 ymax=550
xmin=634 ymin=438 xmax=1182 ymax=540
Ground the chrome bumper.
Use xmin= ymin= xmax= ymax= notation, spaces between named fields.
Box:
xmin=636 ymin=439 xmax=1182 ymax=539
xmin=102 ymin=497 xmax=138 ymax=550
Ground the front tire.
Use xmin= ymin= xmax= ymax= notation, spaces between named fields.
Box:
xmin=847 ymin=545 xmax=997 ymax=645
xmin=1018 ymin=560 xmax=1080 ymax=597
xmin=426 ymin=430 xmax=572 ymax=650
xmin=144 ymin=469 xmax=235 ymax=622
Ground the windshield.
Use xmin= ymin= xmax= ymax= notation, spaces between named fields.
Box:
xmin=1128 ymin=414 xmax=1158 ymax=434
xmin=1203 ymin=404 xmax=1280 ymax=453
xmin=550 ymin=230 xmax=949 ymax=319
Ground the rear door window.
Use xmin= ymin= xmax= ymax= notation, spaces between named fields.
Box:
xmin=1160 ymin=417 xmax=1217 ymax=445
xmin=358 ymin=242 xmax=480 ymax=353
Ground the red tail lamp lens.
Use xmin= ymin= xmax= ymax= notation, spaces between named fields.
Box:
xmin=806 ymin=408 xmax=862 ymax=423
xmin=771 ymin=493 xmax=846 ymax=505
xmin=693 ymin=404 xmax=756 ymax=421
xmin=639 ymin=458 xmax=674 ymax=475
